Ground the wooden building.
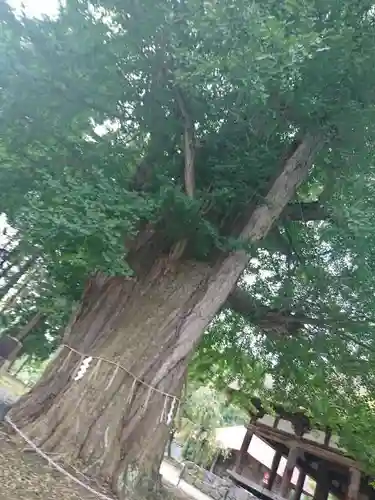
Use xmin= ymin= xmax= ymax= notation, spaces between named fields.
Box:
xmin=223 ymin=399 xmax=375 ymax=500
xmin=215 ymin=427 xmax=314 ymax=498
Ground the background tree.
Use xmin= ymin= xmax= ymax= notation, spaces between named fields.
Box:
xmin=0 ymin=226 xmax=75 ymax=361
xmin=176 ymin=385 xmax=246 ymax=468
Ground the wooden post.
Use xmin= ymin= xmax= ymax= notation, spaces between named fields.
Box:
xmin=280 ymin=446 xmax=300 ymax=498
xmin=266 ymin=450 xmax=282 ymax=491
xmin=293 ymin=470 xmax=306 ymax=500
xmin=235 ymin=415 xmax=256 ymax=473
xmin=210 ymin=450 xmax=220 ymax=473
xmin=346 ymin=468 xmax=361 ymax=500
xmin=324 ymin=428 xmax=332 ymax=447
xmin=313 ymin=462 xmax=330 ymax=500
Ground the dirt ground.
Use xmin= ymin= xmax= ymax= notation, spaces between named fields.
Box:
xmin=0 ymin=426 xmax=192 ymax=500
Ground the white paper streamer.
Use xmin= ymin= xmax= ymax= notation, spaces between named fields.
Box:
xmin=74 ymin=356 xmax=93 ymax=381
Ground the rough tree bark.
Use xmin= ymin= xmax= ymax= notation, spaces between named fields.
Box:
xmin=8 ymin=134 xmax=324 ymax=499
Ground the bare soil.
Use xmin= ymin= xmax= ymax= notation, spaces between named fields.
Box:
xmin=0 ymin=426 xmax=110 ymax=500
xmin=0 ymin=426 xmax=191 ymax=500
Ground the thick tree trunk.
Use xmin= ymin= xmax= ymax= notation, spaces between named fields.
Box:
xmin=10 ymin=267 xmax=212 ymax=498
xmin=8 ymin=134 xmax=323 ymax=499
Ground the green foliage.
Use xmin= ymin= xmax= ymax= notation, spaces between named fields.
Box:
xmin=2 ymin=0 xmax=375 ymax=267
xmin=177 ymin=385 xmax=246 ymax=467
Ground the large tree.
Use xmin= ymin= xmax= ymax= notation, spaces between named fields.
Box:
xmin=2 ymin=0 xmax=375 ymax=498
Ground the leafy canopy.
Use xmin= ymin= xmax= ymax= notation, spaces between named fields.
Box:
xmin=1 ymin=0 xmax=375 ymax=271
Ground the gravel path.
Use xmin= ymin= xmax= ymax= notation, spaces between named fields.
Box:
xmin=0 ymin=386 xmax=19 ymax=404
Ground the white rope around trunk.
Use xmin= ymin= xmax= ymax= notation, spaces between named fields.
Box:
xmin=5 ymin=415 xmax=115 ymax=500
xmin=62 ymin=344 xmax=180 ymax=401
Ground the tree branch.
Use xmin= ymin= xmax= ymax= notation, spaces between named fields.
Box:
xmin=226 ymin=286 xmax=374 ymax=335
xmin=282 ymin=201 xmax=329 ymax=221
xmin=169 ymin=87 xmax=195 ymax=260
xmin=226 ymin=287 xmax=303 ymax=335
xmin=174 ymin=87 xmax=195 ymax=197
